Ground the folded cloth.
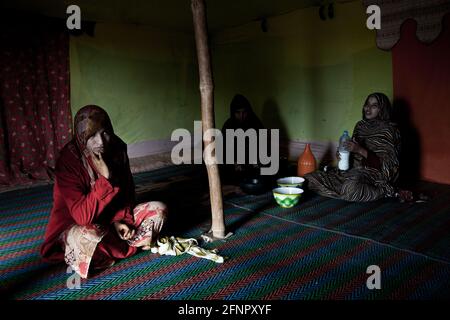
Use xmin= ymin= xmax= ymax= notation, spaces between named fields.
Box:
xmin=150 ymin=236 xmax=224 ymax=263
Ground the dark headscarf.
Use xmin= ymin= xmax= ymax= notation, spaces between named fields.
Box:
xmin=74 ymin=105 xmax=114 ymax=152
xmin=362 ymin=92 xmax=393 ymax=122
xmin=223 ymin=94 xmax=264 ymax=131
xmin=230 ymin=94 xmax=252 ymax=115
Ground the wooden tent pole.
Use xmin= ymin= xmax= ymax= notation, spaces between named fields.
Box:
xmin=191 ymin=0 xmax=227 ymax=239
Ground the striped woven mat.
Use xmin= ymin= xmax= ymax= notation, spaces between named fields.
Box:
xmin=1 ymin=165 xmax=449 ymax=299
xmin=226 ymin=182 xmax=450 ymax=263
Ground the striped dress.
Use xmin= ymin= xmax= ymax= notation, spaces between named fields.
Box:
xmin=306 ymin=119 xmax=401 ymax=202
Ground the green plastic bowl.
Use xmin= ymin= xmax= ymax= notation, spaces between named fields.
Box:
xmin=273 ymin=187 xmax=304 ymax=208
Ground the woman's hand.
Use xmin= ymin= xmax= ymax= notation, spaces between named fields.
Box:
xmin=91 ymin=152 xmax=110 ymax=179
xmin=336 ymin=149 xmax=341 ymax=161
xmin=114 ymin=222 xmax=136 ymax=241
xmin=344 ymin=138 xmax=368 ymax=158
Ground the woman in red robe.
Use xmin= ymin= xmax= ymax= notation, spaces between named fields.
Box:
xmin=41 ymin=105 xmax=168 ymax=278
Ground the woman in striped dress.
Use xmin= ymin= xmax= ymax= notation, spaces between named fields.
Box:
xmin=305 ymin=93 xmax=402 ymax=202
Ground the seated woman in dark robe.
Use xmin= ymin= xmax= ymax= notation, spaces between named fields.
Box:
xmin=221 ymin=94 xmax=265 ymax=184
xmin=305 ymin=93 xmax=402 ymax=202
xmin=41 ymin=105 xmax=168 ymax=278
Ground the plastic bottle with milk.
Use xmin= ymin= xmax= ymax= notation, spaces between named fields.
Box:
xmin=338 ymin=130 xmax=350 ymax=171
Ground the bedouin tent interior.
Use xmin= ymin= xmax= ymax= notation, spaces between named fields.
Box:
xmin=0 ymin=0 xmax=449 ymax=301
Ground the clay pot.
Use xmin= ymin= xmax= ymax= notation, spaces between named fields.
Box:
xmin=297 ymin=143 xmax=316 ymax=176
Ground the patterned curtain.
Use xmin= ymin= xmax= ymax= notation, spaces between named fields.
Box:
xmin=363 ymin=0 xmax=450 ymax=50
xmin=0 ymin=18 xmax=72 ymax=186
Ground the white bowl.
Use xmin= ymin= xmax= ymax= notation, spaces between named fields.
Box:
xmin=277 ymin=176 xmax=305 ymax=188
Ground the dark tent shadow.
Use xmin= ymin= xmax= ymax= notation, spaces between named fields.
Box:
xmin=318 ymin=142 xmax=335 ymax=169
xmin=135 ymin=166 xmax=213 ymax=235
xmin=392 ymin=98 xmax=421 ymax=187
xmin=260 ymin=98 xmax=290 ymax=176
xmin=261 ymin=98 xmax=288 ymax=141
